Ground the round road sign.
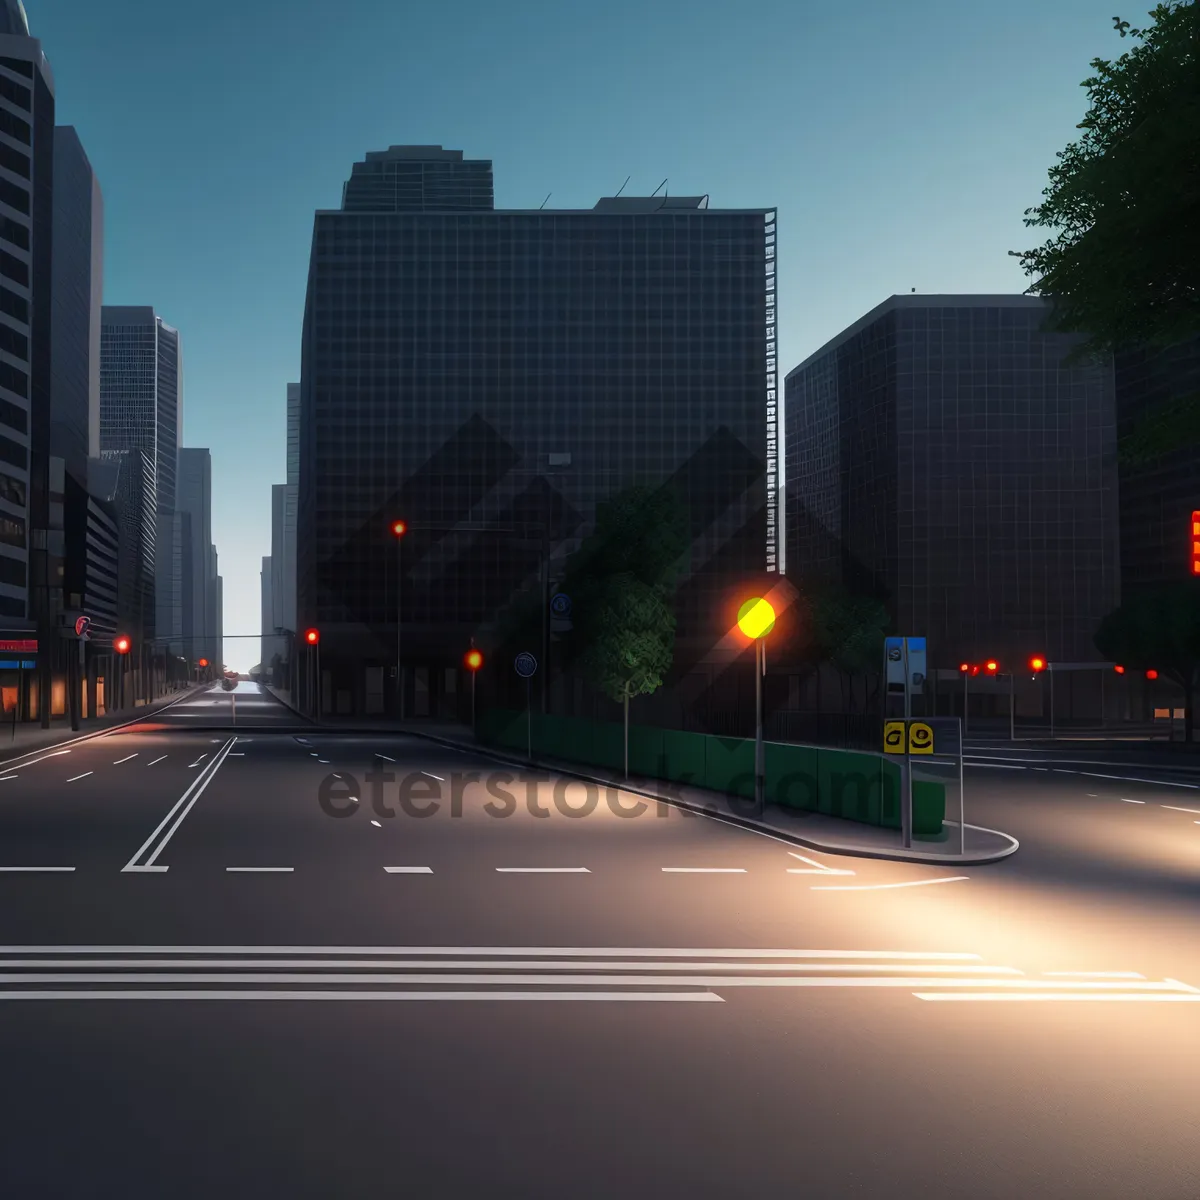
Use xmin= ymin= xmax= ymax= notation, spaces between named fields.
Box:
xmin=514 ymin=652 xmax=538 ymax=678
xmin=550 ymin=593 xmax=571 ymax=617
xmin=74 ymin=615 xmax=91 ymax=637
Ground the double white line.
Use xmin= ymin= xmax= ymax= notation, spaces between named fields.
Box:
xmin=121 ymin=737 xmax=236 ymax=873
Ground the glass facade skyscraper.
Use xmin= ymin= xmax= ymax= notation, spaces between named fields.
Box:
xmin=299 ymin=146 xmax=775 ymax=715
xmin=785 ymin=294 xmax=1120 ymax=666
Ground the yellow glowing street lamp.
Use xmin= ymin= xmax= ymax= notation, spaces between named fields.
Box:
xmin=738 ymin=597 xmax=776 ymax=815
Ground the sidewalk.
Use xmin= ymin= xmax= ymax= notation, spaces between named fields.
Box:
xmin=373 ymin=718 xmax=1019 ymax=867
xmin=0 ymin=685 xmax=205 ymax=764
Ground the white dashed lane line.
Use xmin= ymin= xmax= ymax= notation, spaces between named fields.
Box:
xmin=66 ymin=772 xmax=92 ymax=783
xmin=147 ymin=756 xmax=167 ymax=766
xmin=662 ymin=868 xmax=747 ymax=874
xmin=112 ymin=754 xmax=138 ymax=765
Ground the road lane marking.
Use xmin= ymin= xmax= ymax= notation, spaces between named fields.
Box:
xmin=188 ymin=754 xmax=208 ymax=768
xmin=0 ymin=990 xmax=725 ymax=1003
xmin=318 ymin=759 xmax=330 ymax=763
xmin=0 ymin=775 xmax=16 ymax=780
xmin=112 ymin=754 xmax=138 ymax=765
xmin=1162 ymin=805 xmax=1200 ymax=815
xmin=788 ymin=868 xmax=857 ymax=875
xmin=66 ymin=772 xmax=93 ymax=782
xmin=376 ymin=754 xmax=395 ymax=762
xmin=787 ymin=850 xmax=854 ymax=875
xmin=812 ymin=876 xmax=969 ymax=892
xmin=226 ymin=867 xmax=294 ymax=873
xmin=916 ymin=993 xmax=1200 ymax=1002
xmin=496 ymin=867 xmax=591 ymax=873
xmin=4 ymin=750 xmax=72 ymax=772
xmin=422 ymin=772 xmax=444 ymax=781
xmin=147 ymin=756 xmax=167 ymax=766
xmin=969 ymin=763 xmax=1025 ymax=770
xmin=370 ymin=819 xmax=381 ymax=827
xmin=1044 ymin=971 xmax=1145 ymax=979
xmin=1164 ymin=978 xmax=1200 ymax=993
xmin=229 ymin=752 xmax=245 ymax=756
xmin=122 ymin=738 xmax=236 ymax=872
xmin=332 ymin=774 xmax=342 ymax=780
xmin=0 ymin=946 xmax=988 ymax=960
xmin=0 ymin=866 xmax=75 ymax=873
xmin=661 ymin=867 xmax=746 ymax=874
xmin=1120 ymin=799 xmax=1145 ymax=804
xmin=383 ymin=867 xmax=433 ymax=874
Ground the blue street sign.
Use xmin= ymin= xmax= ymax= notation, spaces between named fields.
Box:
xmin=514 ymin=652 xmax=538 ymax=678
xmin=550 ymin=593 xmax=571 ymax=617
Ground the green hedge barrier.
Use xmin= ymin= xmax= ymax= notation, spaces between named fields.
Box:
xmin=477 ymin=708 xmax=944 ymax=835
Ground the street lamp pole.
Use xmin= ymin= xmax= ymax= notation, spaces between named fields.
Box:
xmin=755 ymin=635 xmax=765 ymax=817
xmin=390 ymin=520 xmax=407 ymax=721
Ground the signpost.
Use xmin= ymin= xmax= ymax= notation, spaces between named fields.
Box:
xmin=882 ymin=717 xmax=964 ymax=853
xmin=514 ymin=652 xmax=537 ymax=759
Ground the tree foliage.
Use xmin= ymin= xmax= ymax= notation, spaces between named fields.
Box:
xmin=805 ymin=584 xmax=891 ymax=675
xmin=1014 ymin=5 xmax=1200 ymax=361
xmin=1094 ymin=580 xmax=1200 ymax=740
xmin=579 ymin=575 xmax=677 ymax=706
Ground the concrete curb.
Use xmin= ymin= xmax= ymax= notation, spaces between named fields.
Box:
xmin=392 ymin=726 xmax=1021 ymax=867
xmin=0 ymin=685 xmax=210 ymax=767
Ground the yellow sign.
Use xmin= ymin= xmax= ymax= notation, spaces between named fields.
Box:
xmin=908 ymin=722 xmax=934 ymax=755
xmin=883 ymin=721 xmax=906 ymax=754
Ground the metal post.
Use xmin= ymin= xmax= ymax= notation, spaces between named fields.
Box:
xmin=471 ymin=669 xmax=477 ymax=739
xmin=316 ymin=643 xmax=322 ymax=719
xmin=542 ymin=507 xmax=550 ymax=716
xmin=901 ymin=638 xmax=912 ymax=847
xmin=1009 ymin=671 xmax=1015 ymax=741
xmin=395 ymin=535 xmax=404 ymax=720
xmin=1049 ymin=668 xmax=1055 ymax=740
xmin=526 ymin=675 xmax=532 ymax=761
xmin=958 ymin=716 xmax=965 ymax=855
xmin=755 ymin=637 xmax=765 ymax=816
xmin=963 ymin=671 xmax=969 ymax=737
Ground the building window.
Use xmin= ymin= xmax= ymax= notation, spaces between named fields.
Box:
xmin=0 ymin=108 xmax=29 ymax=146
xmin=0 ymin=470 xmax=23 ymax=507
xmin=0 ymin=513 xmax=22 ymax=547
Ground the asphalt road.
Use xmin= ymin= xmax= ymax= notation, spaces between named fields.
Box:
xmin=0 ymin=682 xmax=1197 ymax=1199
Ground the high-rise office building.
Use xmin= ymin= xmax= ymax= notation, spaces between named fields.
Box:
xmin=1113 ymin=334 xmax=1200 ymax=595
xmin=784 ymin=294 xmax=1119 ymax=667
xmin=298 ymin=145 xmax=776 ymax=716
xmin=177 ymin=446 xmax=219 ymax=667
xmin=99 ymin=305 xmax=182 ymax=648
xmin=89 ymin=449 xmax=155 ymax=650
xmin=0 ymin=4 xmax=53 ymax=634
xmin=259 ymin=554 xmax=272 ymax=672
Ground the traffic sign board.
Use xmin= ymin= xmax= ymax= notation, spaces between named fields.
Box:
xmin=514 ymin=652 xmax=538 ymax=678
xmin=74 ymin=615 xmax=91 ymax=640
xmin=907 ymin=722 xmax=934 ymax=754
xmin=883 ymin=721 xmax=906 ymax=754
xmin=550 ymin=593 xmax=571 ymax=617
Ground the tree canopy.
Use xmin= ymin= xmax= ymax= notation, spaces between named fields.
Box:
xmin=1094 ymin=580 xmax=1200 ymax=740
xmin=1015 ymin=5 xmax=1200 ymax=363
xmin=579 ymin=575 xmax=677 ymax=707
xmin=805 ymin=584 xmax=891 ymax=675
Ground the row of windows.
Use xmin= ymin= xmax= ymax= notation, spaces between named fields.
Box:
xmin=0 ymin=393 xmax=24 ymax=430
xmin=0 ymin=76 xmax=30 ymax=113
xmin=0 ymin=470 xmax=22 ymax=506
xmin=0 ymin=108 xmax=28 ymax=147
xmin=0 ymin=139 xmax=27 ymax=181
xmin=0 ymin=550 xmax=23 ymax=588
xmin=0 ymin=433 xmax=23 ymax=470
xmin=0 ymin=283 xmax=26 ymax=326
xmin=0 ymin=175 xmax=27 ymax=216
xmin=0 ymin=214 xmax=26 ymax=252
xmin=0 ymin=247 xmax=25 ymax=288
xmin=0 ymin=59 xmax=33 ymax=79
xmin=0 ymin=513 xmax=22 ymax=547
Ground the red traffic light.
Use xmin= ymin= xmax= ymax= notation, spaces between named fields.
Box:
xmin=1146 ymin=669 xmax=1158 ymax=680
xmin=1114 ymin=664 xmax=1125 ymax=674
xmin=985 ymin=660 xmax=998 ymax=674
xmin=304 ymin=628 xmax=320 ymax=646
xmin=390 ymin=519 xmax=407 ymax=538
xmin=198 ymin=658 xmax=208 ymax=668
xmin=959 ymin=662 xmax=969 ymax=673
xmin=114 ymin=635 xmax=131 ymax=654
xmin=464 ymin=649 xmax=483 ymax=671
xmin=1029 ymin=656 xmax=1046 ymax=672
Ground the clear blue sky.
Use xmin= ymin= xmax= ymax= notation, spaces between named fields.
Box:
xmin=33 ymin=0 xmax=1122 ymax=668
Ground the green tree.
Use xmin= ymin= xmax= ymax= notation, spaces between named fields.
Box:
xmin=807 ymin=585 xmax=890 ymax=712
xmin=1094 ymin=580 xmax=1200 ymax=742
xmin=1014 ymin=4 xmax=1200 ymax=461
xmin=579 ymin=575 xmax=677 ymax=776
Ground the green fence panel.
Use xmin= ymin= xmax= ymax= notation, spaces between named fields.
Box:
xmin=660 ymin=729 xmax=708 ymax=787
xmin=819 ymin=749 xmax=888 ymax=825
xmin=913 ymin=780 xmax=945 ymax=835
xmin=766 ymin=742 xmax=820 ymax=811
xmin=703 ymin=735 xmax=755 ymax=799
xmin=592 ymin=720 xmax=625 ymax=772
xmin=628 ymin=724 xmax=665 ymax=778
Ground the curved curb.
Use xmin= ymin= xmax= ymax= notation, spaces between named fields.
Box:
xmin=393 ymin=727 xmax=1022 ymax=867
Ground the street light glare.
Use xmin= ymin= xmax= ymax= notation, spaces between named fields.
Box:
xmin=465 ymin=649 xmax=483 ymax=670
xmin=736 ymin=597 xmax=776 ymax=639
xmin=391 ymin=519 xmax=407 ymax=537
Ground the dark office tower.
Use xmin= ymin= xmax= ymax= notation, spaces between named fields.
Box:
xmin=784 ymin=294 xmax=1119 ymax=668
xmin=89 ymin=449 xmax=155 ymax=647
xmin=177 ymin=447 xmax=217 ymax=666
xmin=1113 ymin=335 xmax=1200 ymax=594
xmin=0 ymin=8 xmax=52 ymax=642
xmin=298 ymin=146 xmax=776 ymax=716
xmin=51 ymin=126 xmax=102 ymax=486
xmin=99 ymin=306 xmax=182 ymax=645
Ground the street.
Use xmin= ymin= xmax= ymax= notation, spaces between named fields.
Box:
xmin=0 ymin=682 xmax=1197 ymax=1198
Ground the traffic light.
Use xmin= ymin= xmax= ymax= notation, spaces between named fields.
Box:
xmin=304 ymin=628 xmax=320 ymax=646
xmin=959 ymin=662 xmax=969 ymax=673
xmin=1192 ymin=511 xmax=1200 ymax=576
xmin=1146 ymin=669 xmax=1159 ymax=680
xmin=1029 ymin=655 xmax=1046 ymax=673
xmin=985 ymin=660 xmax=998 ymax=675
xmin=391 ymin=519 xmax=407 ymax=537
xmin=464 ymin=649 xmax=483 ymax=671
xmin=1114 ymin=664 xmax=1125 ymax=674
xmin=114 ymin=635 xmax=131 ymax=654
xmin=198 ymin=658 xmax=208 ymax=668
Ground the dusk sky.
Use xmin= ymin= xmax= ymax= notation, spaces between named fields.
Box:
xmin=35 ymin=0 xmax=1121 ymax=668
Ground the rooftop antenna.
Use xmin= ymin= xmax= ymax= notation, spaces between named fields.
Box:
xmin=651 ymin=178 xmax=667 ymax=197
xmin=614 ymin=175 xmax=630 ymax=198
xmin=539 ymin=192 xmax=551 ymax=209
